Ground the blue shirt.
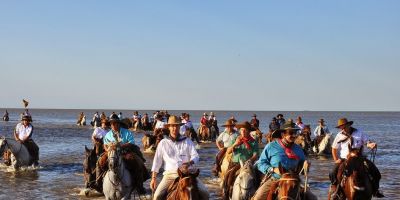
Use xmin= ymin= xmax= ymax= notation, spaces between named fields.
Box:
xmin=257 ymin=140 xmax=305 ymax=179
xmin=103 ymin=128 xmax=135 ymax=145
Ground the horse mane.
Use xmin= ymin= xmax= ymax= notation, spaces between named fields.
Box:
xmin=267 ymin=181 xmax=280 ymax=200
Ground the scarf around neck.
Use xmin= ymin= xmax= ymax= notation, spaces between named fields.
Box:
xmin=278 ymin=139 xmax=299 ymax=160
xmin=238 ymin=136 xmax=255 ymax=150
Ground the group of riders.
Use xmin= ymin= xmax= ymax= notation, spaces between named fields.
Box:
xmin=1 ymin=110 xmax=385 ymax=200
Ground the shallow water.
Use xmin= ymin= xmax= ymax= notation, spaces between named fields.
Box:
xmin=0 ymin=109 xmax=399 ymax=199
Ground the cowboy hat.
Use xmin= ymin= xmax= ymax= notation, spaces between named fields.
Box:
xmin=336 ymin=118 xmax=353 ymax=128
xmin=21 ymin=115 xmax=30 ymax=121
xmin=235 ymin=121 xmax=252 ymax=130
xmin=165 ymin=115 xmax=184 ymax=127
xmin=252 ymin=114 xmax=257 ymax=117
xmin=271 ymin=120 xmax=300 ymax=138
xmin=221 ymin=120 xmax=235 ymax=127
xmin=109 ymin=114 xmax=120 ymax=123
xmin=210 ymin=112 xmax=214 ymax=116
xmin=318 ymin=118 xmax=325 ymax=123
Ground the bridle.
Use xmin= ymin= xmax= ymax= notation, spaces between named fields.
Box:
xmin=277 ymin=173 xmax=301 ymax=200
xmin=107 ymin=149 xmax=124 ymax=187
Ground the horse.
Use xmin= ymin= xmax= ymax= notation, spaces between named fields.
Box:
xmin=219 ymin=151 xmax=233 ymax=186
xmin=3 ymin=116 xmax=9 ymax=122
xmin=91 ymin=117 xmax=101 ymax=128
xmin=267 ymin=172 xmax=302 ymax=200
xmin=331 ymin=150 xmax=373 ymax=200
xmin=198 ymin=125 xmax=210 ymax=141
xmin=83 ymin=146 xmax=102 ymax=195
xmin=232 ymin=160 xmax=257 ymax=200
xmin=209 ymin=126 xmax=218 ymax=142
xmin=312 ymin=133 xmax=332 ymax=155
xmin=295 ymin=133 xmax=312 ymax=156
xmin=251 ymin=129 xmax=263 ymax=144
xmin=103 ymin=147 xmax=133 ymax=200
xmin=0 ymin=137 xmax=34 ymax=169
xmin=167 ymin=167 xmax=201 ymax=200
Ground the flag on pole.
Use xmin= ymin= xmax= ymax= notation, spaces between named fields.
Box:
xmin=22 ymin=99 xmax=29 ymax=108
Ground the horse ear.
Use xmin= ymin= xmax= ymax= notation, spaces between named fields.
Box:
xmin=178 ymin=167 xmax=183 ymax=177
xmin=239 ymin=159 xmax=244 ymax=168
xmin=85 ymin=145 xmax=90 ymax=153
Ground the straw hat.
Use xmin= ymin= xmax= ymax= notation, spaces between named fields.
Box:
xmin=235 ymin=121 xmax=252 ymax=130
xmin=252 ymin=114 xmax=257 ymax=117
xmin=271 ymin=120 xmax=300 ymax=138
xmin=221 ymin=120 xmax=235 ymax=127
xmin=336 ymin=118 xmax=353 ymax=128
xmin=165 ymin=115 xmax=184 ymax=127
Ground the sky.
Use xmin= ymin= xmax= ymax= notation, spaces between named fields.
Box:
xmin=0 ymin=1 xmax=399 ymax=111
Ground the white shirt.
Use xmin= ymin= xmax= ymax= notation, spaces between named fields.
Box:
xmin=180 ymin=119 xmax=193 ymax=136
xmin=15 ymin=123 xmax=33 ymax=140
xmin=151 ymin=137 xmax=199 ymax=174
xmin=332 ymin=129 xmax=369 ymax=159
xmin=216 ymin=130 xmax=238 ymax=148
xmin=92 ymin=127 xmax=109 ymax=139
xmin=155 ymin=120 xmax=166 ymax=129
xmin=313 ymin=125 xmax=330 ymax=137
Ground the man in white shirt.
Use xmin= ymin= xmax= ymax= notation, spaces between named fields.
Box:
xmin=212 ymin=120 xmax=238 ymax=176
xmin=91 ymin=119 xmax=109 ymax=155
xmin=312 ymin=118 xmax=330 ymax=152
xmin=329 ymin=118 xmax=384 ymax=198
xmin=150 ymin=115 xmax=209 ymax=200
xmin=14 ymin=115 xmax=39 ymax=166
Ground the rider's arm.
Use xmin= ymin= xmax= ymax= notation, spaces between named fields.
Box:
xmin=13 ymin=127 xmax=20 ymax=141
xmin=332 ymin=148 xmax=339 ymax=162
xmin=257 ymin=143 xmax=273 ymax=174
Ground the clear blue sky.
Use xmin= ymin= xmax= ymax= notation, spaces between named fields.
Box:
xmin=0 ymin=1 xmax=399 ymax=111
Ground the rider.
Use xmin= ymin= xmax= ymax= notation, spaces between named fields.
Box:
xmin=276 ymin=114 xmax=285 ymax=128
xmin=180 ymin=113 xmax=201 ymax=144
xmin=313 ymin=118 xmax=330 ymax=152
xmin=91 ymin=118 xmax=110 ymax=155
xmin=3 ymin=110 xmax=9 ymax=121
xmin=96 ymin=115 xmax=149 ymax=194
xmin=211 ymin=120 xmax=238 ymax=176
xmin=250 ymin=114 xmax=260 ymax=129
xmin=13 ymin=115 xmax=39 ymax=166
xmin=329 ymin=118 xmax=384 ymax=198
xmin=208 ymin=112 xmax=219 ymax=135
xmin=295 ymin=116 xmax=305 ymax=130
xmin=253 ymin=120 xmax=315 ymax=200
xmin=150 ymin=115 xmax=209 ymax=200
xmin=222 ymin=121 xmax=259 ymax=200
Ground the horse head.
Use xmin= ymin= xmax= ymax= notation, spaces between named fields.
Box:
xmin=0 ymin=137 xmax=7 ymax=155
xmin=342 ymin=151 xmax=373 ymax=199
xmin=234 ymin=160 xmax=256 ymax=199
xmin=176 ymin=167 xmax=200 ymax=200
xmin=107 ymin=146 xmax=122 ymax=173
xmin=277 ymin=172 xmax=301 ymax=200
xmin=83 ymin=146 xmax=97 ymax=189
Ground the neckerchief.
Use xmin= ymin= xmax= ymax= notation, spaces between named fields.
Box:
xmin=278 ymin=139 xmax=299 ymax=160
xmin=169 ymin=134 xmax=187 ymax=142
xmin=238 ymin=136 xmax=255 ymax=150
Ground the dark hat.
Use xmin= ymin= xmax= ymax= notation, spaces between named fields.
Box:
xmin=235 ymin=121 xmax=252 ymax=130
xmin=277 ymin=114 xmax=283 ymax=118
xmin=221 ymin=120 xmax=235 ymax=127
xmin=318 ymin=118 xmax=325 ymax=123
xmin=109 ymin=114 xmax=120 ymax=123
xmin=165 ymin=115 xmax=184 ymax=127
xmin=336 ymin=118 xmax=353 ymax=128
xmin=252 ymin=114 xmax=257 ymax=117
xmin=271 ymin=120 xmax=300 ymax=138
xmin=21 ymin=115 xmax=30 ymax=121
xmin=272 ymin=117 xmax=277 ymax=121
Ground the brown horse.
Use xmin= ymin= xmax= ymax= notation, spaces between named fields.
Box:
xmin=336 ymin=150 xmax=373 ymax=200
xmin=142 ymin=129 xmax=165 ymax=152
xmin=167 ymin=167 xmax=201 ymax=200
xmin=198 ymin=125 xmax=210 ymax=141
xmin=267 ymin=172 xmax=302 ymax=200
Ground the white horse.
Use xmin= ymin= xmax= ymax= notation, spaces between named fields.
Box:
xmin=103 ymin=147 xmax=133 ymax=200
xmin=313 ymin=133 xmax=332 ymax=155
xmin=232 ymin=160 xmax=257 ymax=200
xmin=0 ymin=137 xmax=33 ymax=169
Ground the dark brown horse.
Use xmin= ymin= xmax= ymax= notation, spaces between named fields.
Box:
xmin=339 ymin=150 xmax=373 ymax=200
xmin=167 ymin=168 xmax=201 ymax=200
xmin=267 ymin=171 xmax=302 ymax=200
xmin=83 ymin=146 xmax=102 ymax=195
